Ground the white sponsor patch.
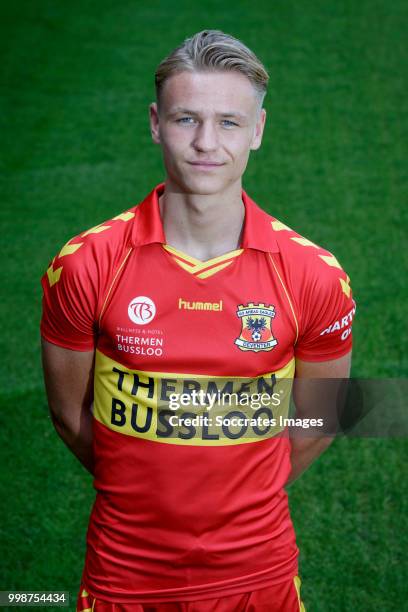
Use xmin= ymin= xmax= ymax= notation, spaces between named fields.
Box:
xmin=128 ymin=296 xmax=156 ymax=325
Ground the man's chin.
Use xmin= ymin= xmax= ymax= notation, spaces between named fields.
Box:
xmin=172 ymin=173 xmax=232 ymax=196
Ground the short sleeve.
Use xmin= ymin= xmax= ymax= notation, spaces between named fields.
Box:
xmin=40 ymin=248 xmax=98 ymax=351
xmin=294 ymin=266 xmax=356 ymax=362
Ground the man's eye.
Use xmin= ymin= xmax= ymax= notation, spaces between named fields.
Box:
xmin=176 ymin=117 xmax=195 ymax=124
xmin=221 ymin=120 xmax=238 ymax=127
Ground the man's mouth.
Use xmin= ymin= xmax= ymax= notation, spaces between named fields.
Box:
xmin=187 ymin=161 xmax=225 ymax=167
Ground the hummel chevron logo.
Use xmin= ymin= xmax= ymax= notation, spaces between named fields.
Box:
xmin=47 ymin=260 xmax=63 ymax=287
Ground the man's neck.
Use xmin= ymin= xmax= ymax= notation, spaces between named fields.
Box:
xmin=159 ymin=179 xmax=245 ymax=262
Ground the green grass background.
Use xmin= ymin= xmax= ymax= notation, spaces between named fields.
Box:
xmin=0 ymin=0 xmax=407 ymax=610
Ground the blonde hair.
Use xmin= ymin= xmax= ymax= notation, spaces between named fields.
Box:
xmin=155 ymin=30 xmax=269 ymax=111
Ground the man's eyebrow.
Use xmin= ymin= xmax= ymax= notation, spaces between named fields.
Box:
xmin=219 ymin=112 xmax=248 ymax=120
xmin=167 ymin=107 xmax=248 ymax=120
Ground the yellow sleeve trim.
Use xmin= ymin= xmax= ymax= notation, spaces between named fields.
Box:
xmin=291 ymin=236 xmax=319 ymax=248
xmin=294 ymin=575 xmax=306 ymax=611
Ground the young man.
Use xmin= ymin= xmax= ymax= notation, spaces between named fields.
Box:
xmin=41 ymin=30 xmax=355 ymax=612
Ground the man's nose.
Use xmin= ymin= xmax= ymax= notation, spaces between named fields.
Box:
xmin=192 ymin=121 xmax=219 ymax=152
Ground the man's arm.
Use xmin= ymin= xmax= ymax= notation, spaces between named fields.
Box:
xmin=285 ymin=351 xmax=352 ymax=486
xmin=41 ymin=339 xmax=95 ymax=475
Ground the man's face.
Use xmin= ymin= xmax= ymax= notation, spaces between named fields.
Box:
xmin=149 ymin=70 xmax=266 ymax=195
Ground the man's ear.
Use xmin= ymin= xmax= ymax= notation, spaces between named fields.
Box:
xmin=149 ymin=102 xmax=161 ymax=144
xmin=250 ymin=108 xmax=266 ymax=151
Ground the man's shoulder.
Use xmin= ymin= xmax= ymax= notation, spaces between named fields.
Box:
xmin=43 ymin=203 xmax=140 ymax=289
xmin=269 ymin=215 xmax=348 ymax=281
xmin=266 ymin=214 xmax=355 ymax=356
xmin=68 ymin=205 xmax=139 ymax=257
xmin=244 ymin=193 xmax=344 ymax=278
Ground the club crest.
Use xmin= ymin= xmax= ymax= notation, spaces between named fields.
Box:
xmin=235 ymin=303 xmax=278 ymax=352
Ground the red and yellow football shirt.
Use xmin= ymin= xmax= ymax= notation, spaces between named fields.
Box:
xmin=41 ymin=183 xmax=355 ymax=604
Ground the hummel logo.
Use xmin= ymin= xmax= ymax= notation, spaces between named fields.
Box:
xmin=178 ymin=298 xmax=223 ymax=311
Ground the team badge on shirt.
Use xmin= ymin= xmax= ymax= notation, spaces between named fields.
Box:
xmin=234 ymin=303 xmax=278 ymax=352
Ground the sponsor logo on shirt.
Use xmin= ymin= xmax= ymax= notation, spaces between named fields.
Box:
xmin=235 ymin=303 xmax=278 ymax=352
xmin=115 ymin=326 xmax=165 ymax=356
xmin=93 ymin=350 xmax=296 ymax=445
xmin=178 ymin=298 xmax=223 ymax=311
xmin=128 ymin=296 xmax=156 ymax=325
xmin=319 ymin=302 xmax=356 ymax=341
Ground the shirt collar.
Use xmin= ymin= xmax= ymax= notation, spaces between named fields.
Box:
xmin=131 ymin=182 xmax=279 ymax=253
